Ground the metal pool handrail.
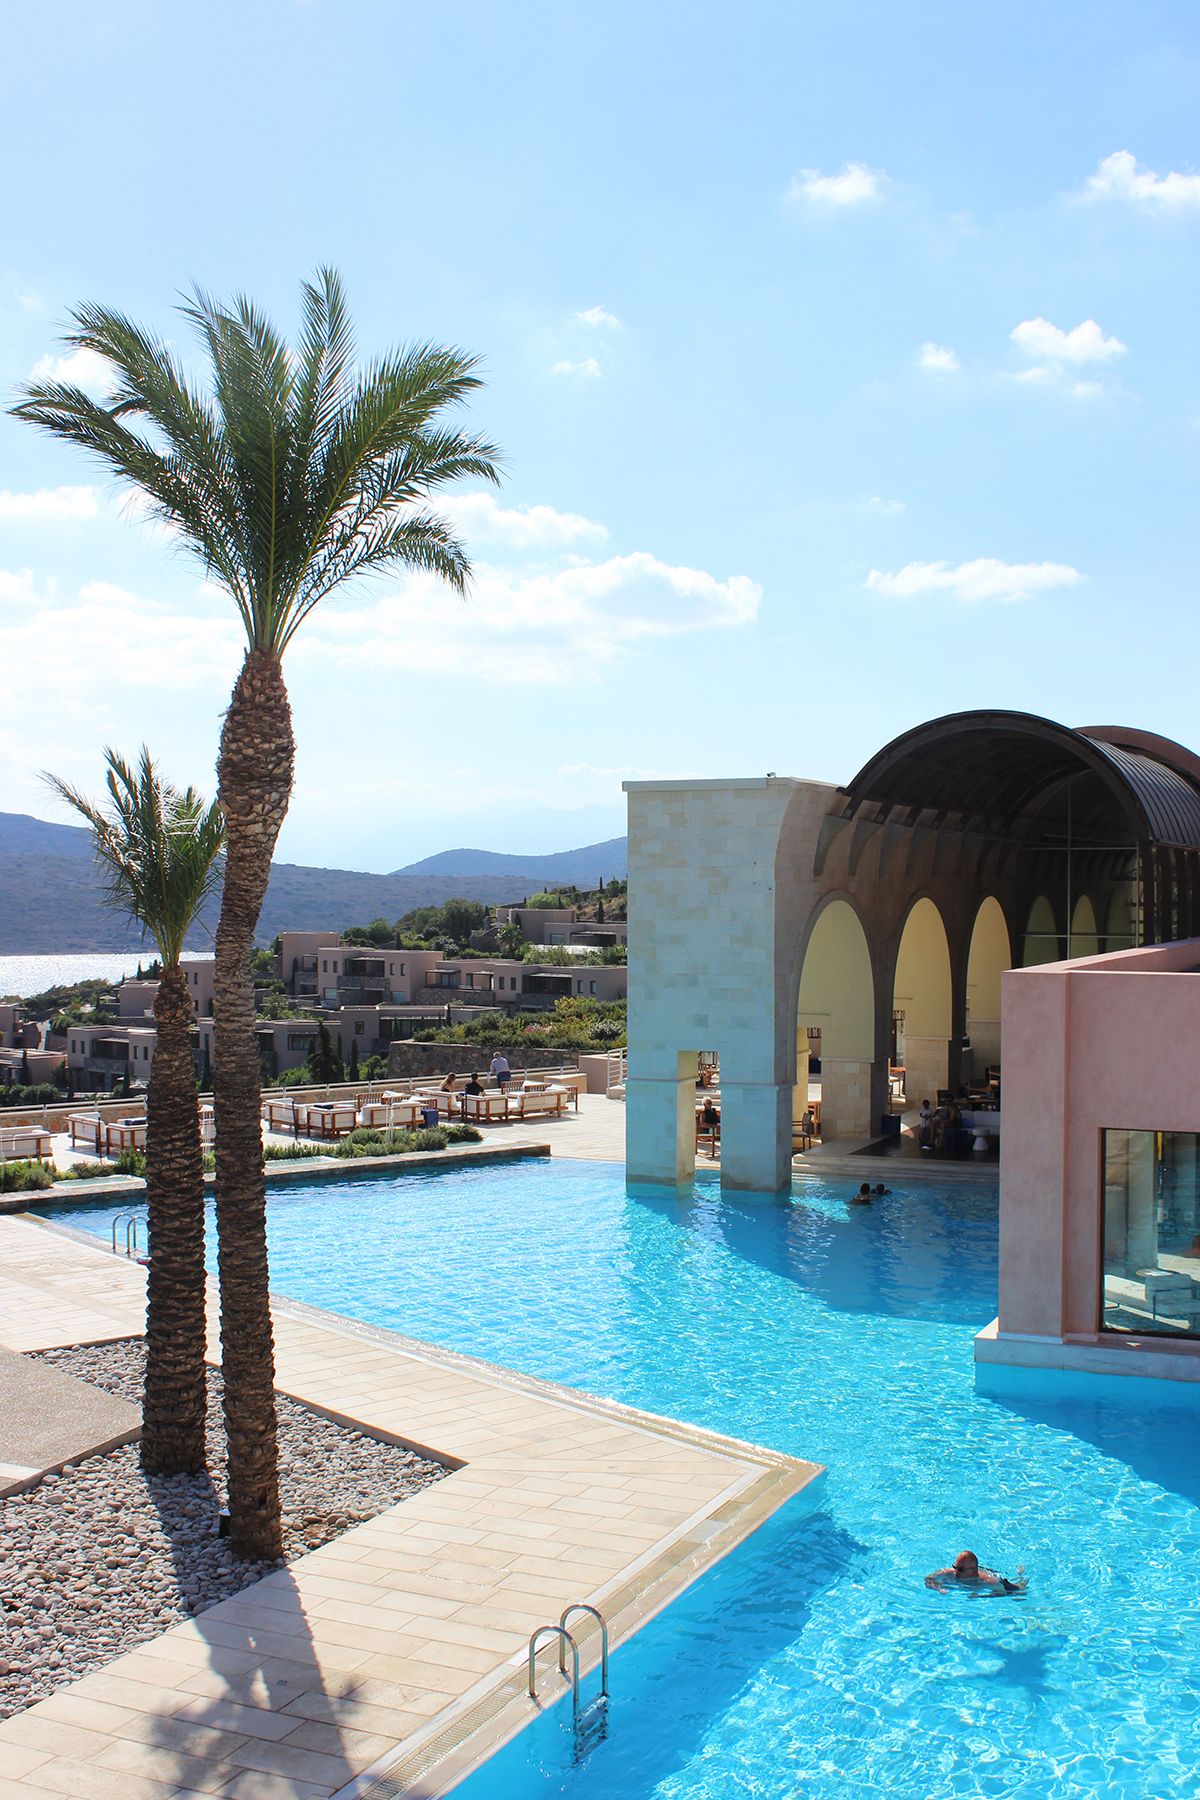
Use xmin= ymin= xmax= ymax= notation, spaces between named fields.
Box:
xmin=528 ymin=1624 xmax=580 ymax=1730
xmin=558 ymin=1603 xmax=609 ymax=1700
xmin=112 ymin=1211 xmax=141 ymax=1258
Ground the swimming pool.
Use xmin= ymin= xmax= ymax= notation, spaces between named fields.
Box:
xmin=53 ymin=1163 xmax=1200 ymax=1798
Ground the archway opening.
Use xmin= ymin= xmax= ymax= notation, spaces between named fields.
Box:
xmin=966 ymin=897 xmax=1011 ymax=1074
xmin=1069 ymin=894 xmax=1099 ymax=959
xmin=1022 ymin=894 xmax=1060 ymax=966
xmin=797 ymin=900 xmax=875 ymax=1140
xmin=892 ymin=898 xmax=953 ymax=1107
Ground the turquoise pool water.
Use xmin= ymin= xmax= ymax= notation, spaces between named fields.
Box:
xmin=53 ymin=1163 xmax=1200 ymax=1798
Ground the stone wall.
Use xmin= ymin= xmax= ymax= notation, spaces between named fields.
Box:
xmin=385 ymin=1043 xmax=579 ymax=1081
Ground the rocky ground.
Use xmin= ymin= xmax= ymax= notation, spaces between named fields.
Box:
xmin=0 ymin=1338 xmax=446 ymax=1719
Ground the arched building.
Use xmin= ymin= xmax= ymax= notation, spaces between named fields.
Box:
xmin=624 ymin=710 xmax=1200 ymax=1193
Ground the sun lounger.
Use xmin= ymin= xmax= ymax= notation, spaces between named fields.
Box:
xmin=69 ymin=1113 xmax=105 ymax=1154
xmin=262 ymin=1097 xmax=301 ymax=1136
xmin=510 ymin=1083 xmax=566 ymax=1118
xmin=0 ymin=1127 xmax=53 ymax=1163
xmin=105 ymin=1120 xmax=146 ymax=1154
xmin=359 ymin=1098 xmax=422 ymax=1129
xmin=460 ymin=1091 xmax=512 ymax=1123
xmin=304 ymin=1102 xmax=357 ymax=1140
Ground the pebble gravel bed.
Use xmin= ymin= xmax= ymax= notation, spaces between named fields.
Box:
xmin=0 ymin=1338 xmax=446 ymax=1719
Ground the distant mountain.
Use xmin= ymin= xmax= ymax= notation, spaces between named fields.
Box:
xmin=393 ymin=837 xmax=627 ymax=883
xmin=0 ymin=813 xmax=629 ymax=953
xmin=0 ymin=812 xmax=93 ymax=857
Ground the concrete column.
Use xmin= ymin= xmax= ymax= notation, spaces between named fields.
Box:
xmin=903 ymin=1035 xmax=950 ymax=1105
xmin=720 ymin=1080 xmax=794 ymax=1192
xmin=821 ymin=1056 xmax=889 ymax=1139
xmin=626 ymin=1050 xmax=698 ymax=1187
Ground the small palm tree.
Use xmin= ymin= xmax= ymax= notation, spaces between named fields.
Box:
xmin=15 ymin=270 xmax=499 ymax=1557
xmin=46 ymin=749 xmax=224 ymax=1475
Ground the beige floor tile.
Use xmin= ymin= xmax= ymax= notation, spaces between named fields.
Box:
xmin=20 ymin=1757 xmax=185 ymax=1800
xmin=0 ymin=1747 xmax=51 ymax=1779
xmin=168 ymin=1701 xmax=304 ymax=1743
xmin=218 ymin=1738 xmax=356 ymax=1787
xmin=0 ymin=1717 xmax=117 ymax=1760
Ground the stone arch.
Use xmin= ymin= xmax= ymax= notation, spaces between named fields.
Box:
xmin=796 ymin=895 xmax=876 ymax=1140
xmin=891 ymin=896 xmax=954 ymax=1105
xmin=1022 ymin=894 xmax=1060 ymax=966
xmin=965 ymin=895 xmax=1011 ymax=1071
xmin=1069 ymin=894 xmax=1099 ymax=958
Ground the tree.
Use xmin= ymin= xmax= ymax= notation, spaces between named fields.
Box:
xmin=499 ymin=921 xmax=525 ymax=958
xmin=44 ymin=748 xmax=224 ymax=1475
xmin=15 ymin=271 xmax=498 ymax=1558
xmin=440 ymin=897 xmax=487 ymax=945
xmin=200 ymin=1039 xmax=213 ymax=1092
xmin=20 ymin=1048 xmax=30 ymax=1084
xmin=347 ymin=1037 xmax=360 ymax=1081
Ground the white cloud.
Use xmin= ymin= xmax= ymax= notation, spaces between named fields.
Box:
xmin=293 ymin=551 xmax=761 ymax=684
xmin=865 ymin=558 xmax=1083 ymax=604
xmin=0 ymin=486 xmax=101 ymax=522
xmin=574 ymin=306 xmax=620 ymax=327
xmin=28 ymin=346 xmax=114 ymax=400
xmin=551 ymin=358 xmax=601 ymax=378
xmin=787 ymin=163 xmax=885 ymax=206
xmin=0 ymin=572 xmax=243 ymax=696
xmin=440 ymin=491 xmax=607 ymax=548
xmin=918 ymin=343 xmax=960 ymax=374
xmin=862 ymin=496 xmax=906 ymax=517
xmin=1011 ymin=317 xmax=1127 ymax=364
xmin=1080 ymin=150 xmax=1200 ymax=211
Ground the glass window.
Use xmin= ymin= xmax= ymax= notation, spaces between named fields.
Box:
xmin=1102 ymin=1130 xmax=1200 ymax=1337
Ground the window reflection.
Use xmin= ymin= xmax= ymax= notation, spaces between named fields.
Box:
xmin=1102 ymin=1131 xmax=1200 ymax=1336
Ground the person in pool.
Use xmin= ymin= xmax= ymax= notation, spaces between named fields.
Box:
xmin=872 ymin=1183 xmax=891 ymax=1196
xmin=850 ymin=1183 xmax=873 ymax=1206
xmin=925 ymin=1551 xmax=1025 ymax=1594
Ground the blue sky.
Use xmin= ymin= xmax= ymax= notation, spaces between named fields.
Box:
xmin=2 ymin=0 xmax=1198 ymax=870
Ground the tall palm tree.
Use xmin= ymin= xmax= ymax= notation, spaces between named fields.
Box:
xmin=15 ymin=270 xmax=499 ymax=1557
xmin=46 ymin=749 xmax=224 ymax=1475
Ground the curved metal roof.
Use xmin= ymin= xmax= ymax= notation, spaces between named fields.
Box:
xmin=839 ymin=710 xmax=1200 ymax=851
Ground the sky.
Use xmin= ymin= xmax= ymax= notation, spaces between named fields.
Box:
xmin=1 ymin=0 xmax=1198 ymax=871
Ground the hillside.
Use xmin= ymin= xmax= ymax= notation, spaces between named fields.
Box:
xmin=0 ymin=813 xmax=629 ymax=952
xmin=396 ymin=837 xmax=627 ymax=883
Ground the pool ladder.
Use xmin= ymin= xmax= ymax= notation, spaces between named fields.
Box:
xmin=527 ymin=1604 xmax=609 ymax=1752
xmin=112 ymin=1211 xmax=141 ymax=1258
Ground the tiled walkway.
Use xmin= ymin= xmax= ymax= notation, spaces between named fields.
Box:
xmin=0 ymin=1208 xmax=818 ymax=1800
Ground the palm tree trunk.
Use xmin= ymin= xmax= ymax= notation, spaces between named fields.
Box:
xmin=142 ymin=965 xmax=208 ymax=1474
xmin=214 ymin=649 xmax=294 ymax=1561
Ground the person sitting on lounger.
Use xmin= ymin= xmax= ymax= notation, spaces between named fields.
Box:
xmin=700 ymin=1099 xmax=720 ymax=1130
xmin=464 ymin=1072 xmax=483 ymax=1096
xmin=925 ymin=1551 xmax=1025 ymax=1594
xmin=440 ymin=1071 xmax=457 ymax=1093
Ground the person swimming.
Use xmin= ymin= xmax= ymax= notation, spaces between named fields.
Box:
xmin=925 ymin=1551 xmax=1025 ymax=1594
xmin=872 ymin=1183 xmax=891 ymax=1196
xmin=850 ymin=1183 xmax=873 ymax=1206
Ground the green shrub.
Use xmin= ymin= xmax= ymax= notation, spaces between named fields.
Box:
xmin=60 ymin=1159 xmax=110 ymax=1180
xmin=0 ymin=1159 xmax=54 ymax=1192
xmin=264 ymin=1141 xmax=337 ymax=1161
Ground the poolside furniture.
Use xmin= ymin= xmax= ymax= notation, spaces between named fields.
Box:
xmin=510 ymin=1082 xmax=567 ymax=1119
xmin=200 ymin=1104 xmax=215 ymax=1147
xmin=461 ymin=1090 xmax=512 ymax=1123
xmin=359 ymin=1097 xmax=423 ymax=1129
xmin=0 ymin=1126 xmax=53 ymax=1163
xmin=889 ymin=1066 xmax=906 ymax=1101
xmin=69 ymin=1112 xmax=106 ymax=1154
xmin=548 ymin=1071 xmax=585 ymax=1107
xmin=262 ymin=1097 xmax=301 ymax=1136
xmin=106 ymin=1119 xmax=147 ymax=1154
xmin=305 ymin=1102 xmax=357 ymax=1141
xmin=412 ymin=1089 xmax=458 ymax=1117
xmin=1143 ymin=1270 xmax=1200 ymax=1326
xmin=696 ymin=1113 xmax=720 ymax=1159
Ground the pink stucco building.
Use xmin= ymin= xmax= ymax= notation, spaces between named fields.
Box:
xmin=976 ymin=938 xmax=1200 ymax=1395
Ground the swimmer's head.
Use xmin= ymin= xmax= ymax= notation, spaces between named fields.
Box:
xmin=953 ymin=1552 xmax=979 ymax=1578
xmin=859 ymin=1183 xmax=872 ymax=1195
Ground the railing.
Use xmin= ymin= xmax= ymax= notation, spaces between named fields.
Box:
xmin=527 ymin=1604 xmax=609 ymax=1749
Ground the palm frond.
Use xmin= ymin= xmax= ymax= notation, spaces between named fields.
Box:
xmin=11 ymin=270 xmax=501 ymax=658
xmin=43 ymin=749 xmax=225 ymax=968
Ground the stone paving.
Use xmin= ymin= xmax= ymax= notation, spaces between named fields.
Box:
xmin=0 ymin=1348 xmax=140 ymax=1497
xmin=0 ymin=1184 xmax=818 ymax=1800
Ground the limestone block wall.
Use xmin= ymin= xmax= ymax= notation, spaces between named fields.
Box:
xmin=820 ymin=1057 xmax=881 ymax=1139
xmin=902 ymin=1035 xmax=950 ymax=1107
xmin=624 ymin=776 xmax=836 ymax=1191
